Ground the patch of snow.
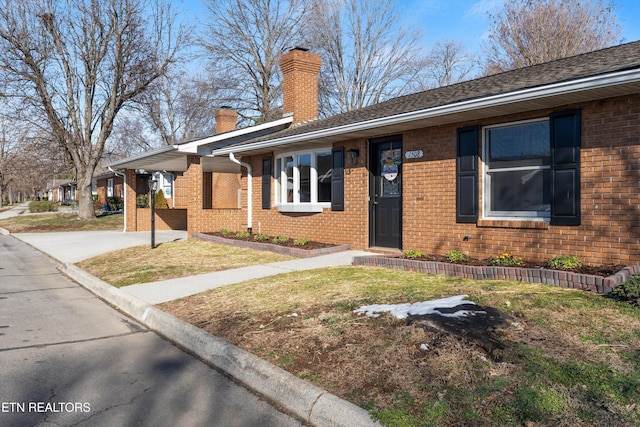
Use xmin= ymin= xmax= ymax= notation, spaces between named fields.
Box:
xmin=286 ymin=312 xmax=299 ymax=317
xmin=419 ymin=344 xmax=429 ymax=351
xmin=353 ymin=295 xmax=484 ymax=319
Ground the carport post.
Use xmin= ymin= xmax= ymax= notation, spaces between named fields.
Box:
xmin=149 ymin=177 xmax=158 ymax=249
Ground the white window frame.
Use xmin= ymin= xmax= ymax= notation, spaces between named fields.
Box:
xmin=274 ymin=148 xmax=332 ymax=213
xmin=107 ymin=178 xmax=114 ymax=198
xmin=482 ymin=118 xmax=551 ymax=221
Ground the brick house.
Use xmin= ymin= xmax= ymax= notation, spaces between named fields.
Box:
xmin=93 ymin=171 xmax=125 ymax=207
xmin=46 ymin=179 xmax=77 ymax=205
xmin=109 ymin=42 xmax=640 ymax=266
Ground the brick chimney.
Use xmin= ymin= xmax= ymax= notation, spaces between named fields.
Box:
xmin=280 ymin=47 xmax=321 ymax=125
xmin=214 ymin=107 xmax=238 ymax=134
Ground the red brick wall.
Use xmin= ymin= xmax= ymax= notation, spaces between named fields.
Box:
xmin=406 ymin=94 xmax=640 ymax=266
xmin=280 ymin=49 xmax=321 ymax=124
xmin=172 ymin=174 xmax=189 ymax=208
xmin=122 ymin=93 xmax=640 ymax=266
xmin=124 ymin=169 xmax=137 ymax=232
xmin=236 ymin=94 xmax=639 ymax=266
xmin=212 ymin=173 xmax=241 ymax=208
xmin=136 ymin=208 xmax=187 ymax=231
xmin=242 ymin=141 xmax=370 ymax=248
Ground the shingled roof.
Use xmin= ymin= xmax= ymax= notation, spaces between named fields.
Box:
xmin=217 ymin=40 xmax=640 ymax=151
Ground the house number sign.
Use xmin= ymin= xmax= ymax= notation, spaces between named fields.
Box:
xmin=405 ymin=150 xmax=423 ymax=159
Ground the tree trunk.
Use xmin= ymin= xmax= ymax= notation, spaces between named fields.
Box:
xmin=76 ymin=170 xmax=96 ymax=220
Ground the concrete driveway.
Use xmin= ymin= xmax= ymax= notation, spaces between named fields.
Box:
xmin=14 ymin=230 xmax=188 ymax=263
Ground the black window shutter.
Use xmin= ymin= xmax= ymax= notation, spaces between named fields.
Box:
xmin=456 ymin=126 xmax=479 ymax=223
xmin=262 ymin=157 xmax=271 ymax=209
xmin=331 ymin=147 xmax=344 ymax=211
xmin=550 ymin=110 xmax=581 ymax=225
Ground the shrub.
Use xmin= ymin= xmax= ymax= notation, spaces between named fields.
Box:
xmin=547 ymin=255 xmax=582 ymax=270
xmin=235 ymin=231 xmax=250 ymax=239
xmin=28 ymin=200 xmax=60 ymax=213
xmin=154 ymin=189 xmax=168 ymax=209
xmin=272 ymin=235 xmax=289 ymax=244
xmin=446 ymin=249 xmax=469 ymax=262
xmin=293 ymin=237 xmax=310 ymax=246
xmin=254 ymin=233 xmax=269 ymax=241
xmin=106 ymin=196 xmax=124 ymax=211
xmin=403 ymin=249 xmax=425 ymax=259
xmin=220 ymin=228 xmax=231 ymax=236
xmin=136 ymin=195 xmax=149 ymax=208
xmin=490 ymin=252 xmax=524 ymax=267
xmin=611 ymin=274 xmax=640 ymax=302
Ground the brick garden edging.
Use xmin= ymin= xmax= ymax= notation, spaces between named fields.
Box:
xmin=193 ymin=233 xmax=350 ymax=258
xmin=352 ymin=256 xmax=640 ymax=294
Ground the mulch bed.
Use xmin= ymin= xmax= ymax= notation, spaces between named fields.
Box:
xmin=203 ymin=232 xmax=337 ymax=250
xmin=405 ymin=253 xmax=625 ymax=278
xmin=204 ymin=232 xmax=625 ymax=277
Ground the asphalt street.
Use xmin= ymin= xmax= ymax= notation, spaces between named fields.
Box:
xmin=0 ymin=234 xmax=305 ymax=427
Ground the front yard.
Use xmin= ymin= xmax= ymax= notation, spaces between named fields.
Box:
xmin=4 ymin=212 xmax=638 ymax=426
xmin=154 ymin=265 xmax=640 ymax=426
xmin=0 ymin=212 xmax=123 ymax=232
xmin=157 ymin=266 xmax=640 ymax=426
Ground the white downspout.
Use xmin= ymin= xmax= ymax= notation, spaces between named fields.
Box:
xmin=108 ymin=166 xmax=126 ymax=232
xmin=228 ymin=153 xmax=252 ymax=233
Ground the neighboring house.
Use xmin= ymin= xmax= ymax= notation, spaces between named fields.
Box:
xmin=108 ymin=43 xmax=640 ymax=266
xmin=93 ymin=171 xmax=125 ymax=207
xmin=46 ymin=179 xmax=77 ymax=205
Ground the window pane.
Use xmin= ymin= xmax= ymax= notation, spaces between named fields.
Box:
xmin=299 ymin=153 xmax=311 ymax=203
xmin=490 ymin=169 xmax=550 ymax=213
xmin=275 ymin=158 xmax=281 ymax=204
xmin=316 ymin=151 xmax=331 ymax=202
xmin=285 ymin=156 xmax=294 ymax=203
xmin=488 ymin=121 xmax=550 ymax=168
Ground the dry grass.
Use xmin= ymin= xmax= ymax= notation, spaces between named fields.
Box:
xmin=76 ymin=239 xmax=294 ymax=287
xmin=0 ymin=212 xmax=123 ymax=233
xmin=160 ymin=266 xmax=640 ymax=427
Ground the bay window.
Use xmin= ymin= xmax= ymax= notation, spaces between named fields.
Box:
xmin=275 ymin=149 xmax=332 ymax=212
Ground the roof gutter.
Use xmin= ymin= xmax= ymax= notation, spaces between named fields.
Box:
xmin=106 ymin=145 xmax=178 ymax=169
xmin=228 ymin=153 xmax=252 ymax=234
xmin=211 ymin=68 xmax=640 ymax=156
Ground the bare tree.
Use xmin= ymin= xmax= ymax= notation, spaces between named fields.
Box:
xmin=484 ymin=0 xmax=622 ymax=73
xmin=418 ymin=39 xmax=478 ymax=90
xmin=135 ymin=70 xmax=229 ymax=146
xmin=307 ymin=0 xmax=423 ymax=115
xmin=0 ymin=0 xmax=187 ymax=219
xmin=200 ymin=0 xmax=310 ymax=123
xmin=103 ymin=114 xmax=156 ymax=163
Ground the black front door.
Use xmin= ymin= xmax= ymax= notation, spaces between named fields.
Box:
xmin=370 ymin=137 xmax=402 ymax=249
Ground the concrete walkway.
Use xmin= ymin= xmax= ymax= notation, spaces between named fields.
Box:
xmin=122 ymin=250 xmax=374 ymax=304
xmin=2 ymin=207 xmax=375 ymax=304
xmin=0 ymin=202 xmax=30 ymax=221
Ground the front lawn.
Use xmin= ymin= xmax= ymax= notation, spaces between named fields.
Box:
xmin=0 ymin=212 xmax=123 ymax=233
xmin=76 ymin=240 xmax=293 ymax=287
xmin=159 ymin=267 xmax=640 ymax=427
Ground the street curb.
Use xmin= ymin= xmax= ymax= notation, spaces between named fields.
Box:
xmin=59 ymin=263 xmax=380 ymax=427
xmin=0 ymin=227 xmax=10 ymax=235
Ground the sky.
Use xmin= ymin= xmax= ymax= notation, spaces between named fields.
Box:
xmin=178 ymin=0 xmax=640 ymax=59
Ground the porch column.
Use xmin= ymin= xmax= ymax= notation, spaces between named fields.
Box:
xmin=124 ymin=169 xmax=137 ymax=231
xmin=185 ymin=155 xmax=204 ymax=237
